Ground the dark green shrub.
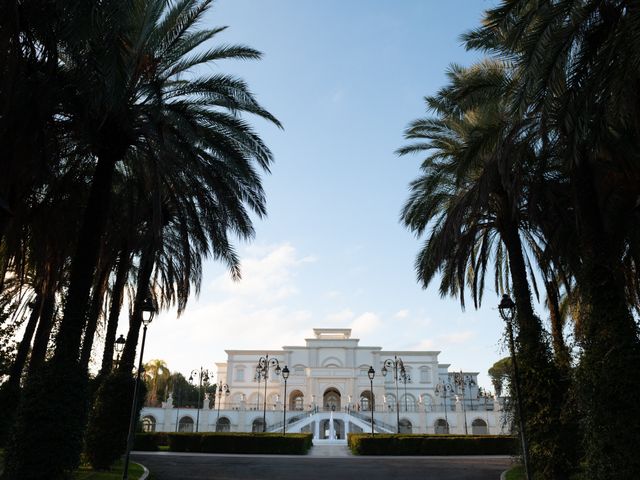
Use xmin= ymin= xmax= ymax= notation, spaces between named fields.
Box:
xmin=84 ymin=371 xmax=147 ymax=469
xmin=4 ymin=363 xmax=88 ymax=479
xmin=348 ymin=433 xmax=517 ymax=456
xmin=167 ymin=432 xmax=312 ymax=454
xmin=134 ymin=433 xmax=160 ymax=451
xmin=0 ymin=383 xmax=20 ymax=447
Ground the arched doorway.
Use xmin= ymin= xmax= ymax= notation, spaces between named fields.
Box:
xmin=289 ymin=390 xmax=304 ymax=411
xmin=359 ymin=390 xmax=374 ymax=411
xmin=399 ymin=418 xmax=412 ymax=433
xmin=323 ymin=387 xmax=341 ymax=411
xmin=216 ymin=417 xmax=231 ymax=432
xmin=252 ymin=418 xmax=265 ymax=432
xmin=178 ymin=416 xmax=194 ymax=432
xmin=472 ymin=418 xmax=488 ymax=434
xmin=434 ymin=418 xmax=449 ymax=434
xmin=141 ymin=415 xmax=156 ymax=432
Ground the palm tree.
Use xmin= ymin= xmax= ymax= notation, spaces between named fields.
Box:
xmin=7 ymin=1 xmax=280 ymax=477
xmin=144 ymin=359 xmax=170 ymax=407
xmin=464 ymin=2 xmax=640 ymax=477
xmin=399 ymin=60 xmax=568 ymax=478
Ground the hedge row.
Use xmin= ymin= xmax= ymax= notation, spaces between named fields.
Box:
xmin=134 ymin=432 xmax=312 ymax=454
xmin=348 ymin=434 xmax=517 ymax=456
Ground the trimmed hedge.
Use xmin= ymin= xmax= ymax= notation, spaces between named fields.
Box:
xmin=348 ymin=433 xmax=517 ymax=456
xmin=133 ymin=432 xmax=169 ymax=451
xmin=167 ymin=433 xmax=313 ymax=454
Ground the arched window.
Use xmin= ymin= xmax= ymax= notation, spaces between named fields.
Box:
xmin=252 ymin=418 xmax=265 ymax=433
xmin=141 ymin=415 xmax=156 ymax=432
xmin=472 ymin=418 xmax=488 ymax=434
xmin=399 ymin=419 xmax=412 ymax=434
xmin=359 ymin=390 xmax=374 ymax=411
xmin=289 ymin=390 xmax=304 ymax=411
xmin=179 ymin=416 xmax=194 ymax=432
xmin=216 ymin=417 xmax=231 ymax=432
xmin=420 ymin=366 xmax=432 ymax=383
xmin=400 ymin=394 xmax=417 ymax=412
xmin=434 ymin=418 xmax=449 ymax=434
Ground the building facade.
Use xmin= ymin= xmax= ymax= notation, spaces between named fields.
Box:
xmin=140 ymin=328 xmax=507 ymax=442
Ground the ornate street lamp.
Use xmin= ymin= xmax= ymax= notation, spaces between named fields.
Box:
xmin=367 ymin=366 xmax=375 ymax=435
xmin=114 ymin=333 xmax=126 ymax=367
xmin=282 ymin=366 xmax=290 ymax=435
xmin=499 ymin=293 xmax=531 ymax=480
xmin=453 ymin=370 xmax=475 ymax=434
xmin=402 ymin=373 xmax=412 ymax=412
xmin=215 ymin=381 xmax=230 ymax=430
xmin=256 ymin=354 xmax=281 ymax=432
xmin=189 ymin=367 xmax=210 ymax=433
xmin=382 ymin=355 xmax=406 ymax=434
xmin=123 ymin=296 xmax=155 ymax=480
xmin=434 ymin=379 xmax=452 ymax=433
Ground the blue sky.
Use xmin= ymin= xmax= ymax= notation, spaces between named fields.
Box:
xmin=135 ymin=0 xmax=527 ymax=389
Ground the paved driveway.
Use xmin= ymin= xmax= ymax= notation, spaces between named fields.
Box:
xmin=133 ymin=452 xmax=513 ymax=480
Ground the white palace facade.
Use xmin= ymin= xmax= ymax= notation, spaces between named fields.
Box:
xmin=140 ymin=328 xmax=508 ymax=442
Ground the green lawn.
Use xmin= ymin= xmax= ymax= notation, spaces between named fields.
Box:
xmin=504 ymin=465 xmax=524 ymax=480
xmin=73 ymin=460 xmax=145 ymax=480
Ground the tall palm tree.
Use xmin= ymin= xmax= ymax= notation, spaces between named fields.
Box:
xmin=7 ymin=1 xmax=280 ymax=477
xmin=399 ymin=60 xmax=569 ymax=478
xmin=464 ymin=2 xmax=640 ymax=477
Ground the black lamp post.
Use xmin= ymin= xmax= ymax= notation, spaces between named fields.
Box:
xmin=189 ymin=367 xmax=210 ymax=433
xmin=256 ymin=354 xmax=281 ymax=432
xmin=453 ymin=370 xmax=475 ymax=434
xmin=402 ymin=373 xmax=412 ymax=412
xmin=114 ymin=334 xmax=126 ymax=367
xmin=435 ymin=380 xmax=452 ymax=433
xmin=382 ymin=355 xmax=406 ymax=434
xmin=367 ymin=366 xmax=375 ymax=435
xmin=215 ymin=382 xmax=230 ymax=430
xmin=122 ymin=296 xmax=155 ymax=480
xmin=499 ymin=293 xmax=531 ymax=480
xmin=282 ymin=366 xmax=290 ymax=435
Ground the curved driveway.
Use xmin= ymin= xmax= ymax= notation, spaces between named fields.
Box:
xmin=133 ymin=452 xmax=513 ymax=480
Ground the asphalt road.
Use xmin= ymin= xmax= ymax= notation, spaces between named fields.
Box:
xmin=133 ymin=452 xmax=513 ymax=480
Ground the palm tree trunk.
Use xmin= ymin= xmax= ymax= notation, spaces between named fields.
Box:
xmin=53 ymin=151 xmax=118 ymax=366
xmin=545 ymin=279 xmax=571 ymax=370
xmin=501 ymin=218 xmax=568 ymax=480
xmin=119 ymin=245 xmax=155 ymax=373
xmin=7 ymin=292 xmax=42 ymax=389
xmin=99 ymin=248 xmax=131 ymax=375
xmin=80 ymin=260 xmax=111 ymax=369
xmin=28 ymin=283 xmax=56 ymax=374
xmin=571 ymin=160 xmax=640 ymax=479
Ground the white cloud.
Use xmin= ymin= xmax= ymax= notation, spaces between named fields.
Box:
xmin=210 ymin=243 xmax=315 ymax=303
xmin=394 ymin=309 xmax=409 ymax=319
xmin=325 ymin=309 xmax=355 ymax=323
xmin=350 ymin=312 xmax=382 ymax=334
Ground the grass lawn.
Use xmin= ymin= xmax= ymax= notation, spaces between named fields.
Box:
xmin=74 ymin=460 xmax=145 ymax=480
xmin=504 ymin=465 xmax=524 ymax=480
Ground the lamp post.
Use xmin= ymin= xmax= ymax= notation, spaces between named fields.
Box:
xmin=435 ymin=380 xmax=452 ymax=433
xmin=453 ymin=370 xmax=475 ymax=434
xmin=215 ymin=382 xmax=230 ymax=430
xmin=382 ymin=355 xmax=406 ymax=434
xmin=402 ymin=373 xmax=412 ymax=412
xmin=367 ymin=366 xmax=375 ymax=435
xmin=256 ymin=354 xmax=281 ymax=432
xmin=189 ymin=367 xmax=209 ymax=433
xmin=499 ymin=293 xmax=531 ymax=480
xmin=282 ymin=366 xmax=290 ymax=435
xmin=114 ymin=334 xmax=126 ymax=368
xmin=122 ymin=296 xmax=155 ymax=480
